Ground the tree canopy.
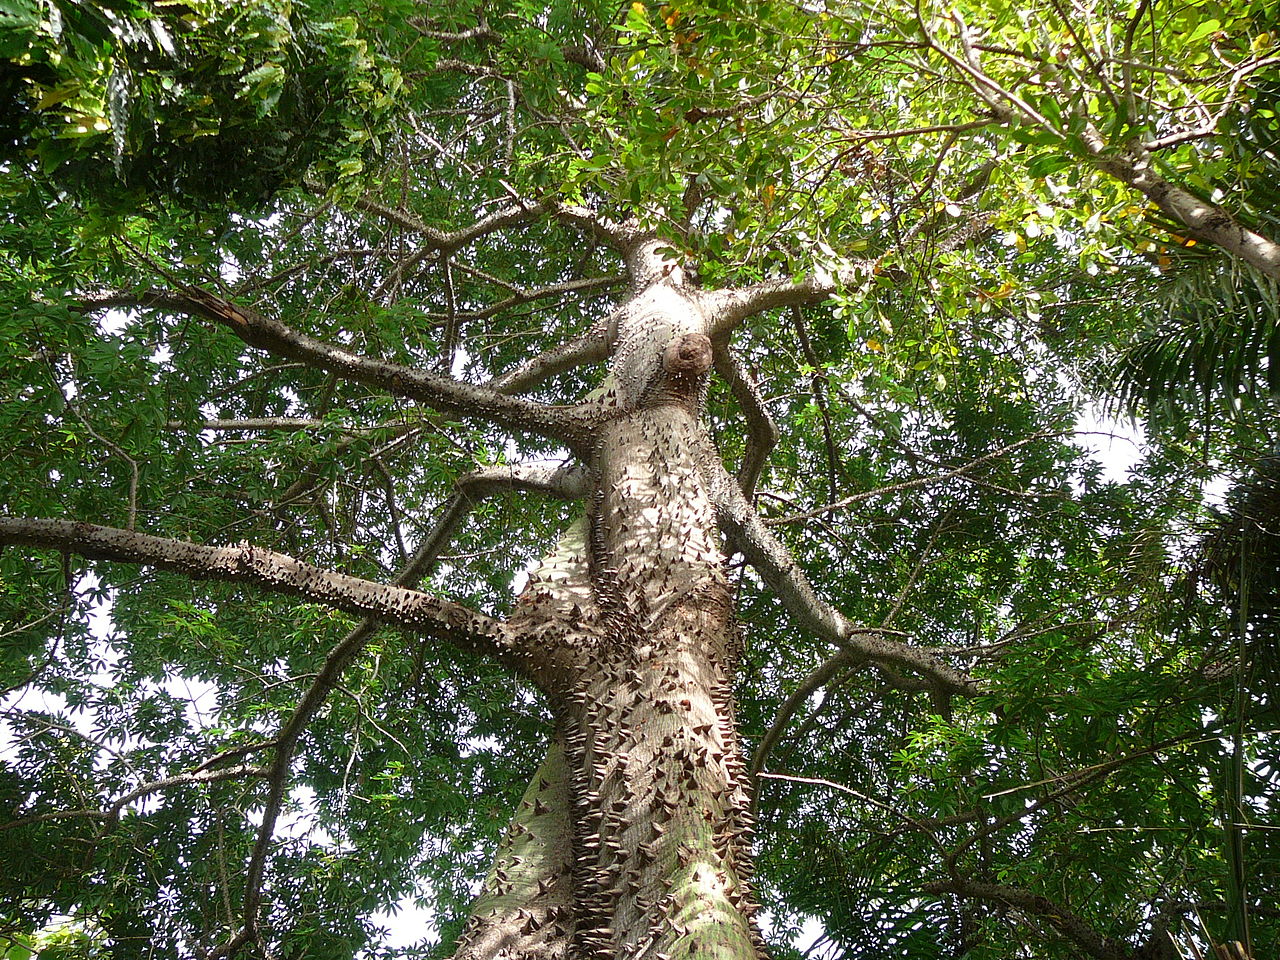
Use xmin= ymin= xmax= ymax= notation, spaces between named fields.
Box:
xmin=1 ymin=0 xmax=1277 ymax=959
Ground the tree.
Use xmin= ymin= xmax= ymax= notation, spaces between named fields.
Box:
xmin=2 ymin=1 xmax=1277 ymax=959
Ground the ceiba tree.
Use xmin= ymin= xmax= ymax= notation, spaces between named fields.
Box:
xmin=4 ymin=209 xmax=977 ymax=960
xmin=2 ymin=0 xmax=1277 ymax=958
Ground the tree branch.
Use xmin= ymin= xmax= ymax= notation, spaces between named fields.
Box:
xmin=207 ymin=462 xmax=584 ymax=957
xmin=789 ymin=306 xmax=841 ymax=503
xmin=701 ymin=260 xmax=873 ymax=333
xmin=435 ymin=273 xmax=625 ymax=324
xmin=351 ymin=195 xmax=551 ymax=251
xmin=407 ymin=18 xmax=500 ymax=44
xmin=712 ymin=345 xmax=778 ymax=500
xmin=0 ymin=518 xmax=507 ymax=657
xmin=701 ymin=461 xmax=977 ymax=695
xmin=764 ymin=432 xmax=1055 ymax=526
xmin=749 ymin=649 xmax=862 ymax=778
xmin=78 ymin=287 xmax=598 ymax=449
xmin=922 ymin=879 xmax=1132 ymax=960
xmin=1088 ymin=149 xmax=1280 ymax=280
xmin=0 ymin=764 xmax=270 ymax=833
xmin=164 ymin=417 xmax=420 ymax=438
xmin=464 ymin=461 xmax=590 ymax=500
xmin=552 ymin=204 xmax=641 ymax=252
xmin=757 ymin=771 xmax=950 ymax=839
xmin=489 ymin=312 xmax=619 ymax=394
xmin=924 ymin=16 xmax=1280 ymax=280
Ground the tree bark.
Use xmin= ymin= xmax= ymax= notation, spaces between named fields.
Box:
xmin=449 ymin=250 xmax=767 ymax=960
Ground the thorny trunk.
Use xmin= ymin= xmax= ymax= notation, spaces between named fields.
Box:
xmin=451 ymin=254 xmax=767 ymax=960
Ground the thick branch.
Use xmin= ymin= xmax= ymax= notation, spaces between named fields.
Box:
xmin=1090 ymin=150 xmax=1280 ymax=280
xmin=701 ymin=260 xmax=873 ymax=332
xmin=702 ymin=462 xmax=977 ymax=695
xmin=712 ymin=345 xmax=778 ymax=500
xmin=552 ymin=204 xmax=640 ymax=252
xmin=79 ymin=287 xmax=597 ymax=449
xmin=0 ymin=518 xmax=506 ymax=656
xmin=461 ymin=461 xmax=590 ymax=500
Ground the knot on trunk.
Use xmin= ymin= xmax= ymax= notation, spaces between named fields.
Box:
xmin=663 ymin=332 xmax=713 ymax=377
xmin=637 ymin=332 xmax=712 ymax=409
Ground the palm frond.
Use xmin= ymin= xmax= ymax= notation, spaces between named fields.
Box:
xmin=1111 ymin=263 xmax=1280 ymax=420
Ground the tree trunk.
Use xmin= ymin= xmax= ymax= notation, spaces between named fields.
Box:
xmin=451 ymin=253 xmax=766 ymax=960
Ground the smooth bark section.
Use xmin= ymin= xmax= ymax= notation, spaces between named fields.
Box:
xmin=0 ymin=518 xmax=507 ymax=659
xmin=699 ymin=262 xmax=872 ymax=334
xmin=1091 ymin=151 xmax=1280 ymax=280
xmin=465 ymin=462 xmax=592 ymax=501
xmin=77 ymin=288 xmax=598 ymax=450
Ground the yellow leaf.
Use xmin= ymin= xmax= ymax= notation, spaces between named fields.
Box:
xmin=979 ymin=281 xmax=1016 ymax=301
xmin=36 ymin=83 xmax=81 ymax=110
xmin=867 ymin=338 xmax=883 ymax=352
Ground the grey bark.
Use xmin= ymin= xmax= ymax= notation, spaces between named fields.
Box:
xmin=0 ymin=518 xmax=508 ymax=660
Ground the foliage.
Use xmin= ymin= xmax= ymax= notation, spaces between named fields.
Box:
xmin=1 ymin=0 xmax=1278 ymax=959
xmin=0 ymin=0 xmax=412 ymax=203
